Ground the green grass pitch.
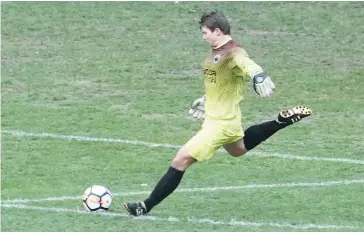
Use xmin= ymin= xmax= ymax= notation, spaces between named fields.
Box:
xmin=1 ymin=2 xmax=364 ymax=232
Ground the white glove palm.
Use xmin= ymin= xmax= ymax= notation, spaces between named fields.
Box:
xmin=253 ymin=73 xmax=275 ymax=97
xmin=188 ymin=95 xmax=205 ymax=120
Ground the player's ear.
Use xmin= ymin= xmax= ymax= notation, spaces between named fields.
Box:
xmin=214 ymin=28 xmax=222 ymax=36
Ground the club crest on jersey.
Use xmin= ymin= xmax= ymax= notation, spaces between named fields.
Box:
xmin=212 ymin=54 xmax=220 ymax=64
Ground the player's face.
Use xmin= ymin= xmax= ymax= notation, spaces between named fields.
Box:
xmin=201 ymin=26 xmax=220 ymax=47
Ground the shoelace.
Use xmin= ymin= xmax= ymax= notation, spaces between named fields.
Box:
xmin=136 ymin=207 xmax=145 ymax=216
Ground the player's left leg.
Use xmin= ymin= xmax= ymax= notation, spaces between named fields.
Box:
xmin=124 ymin=146 xmax=196 ymax=216
xmin=124 ymin=123 xmax=223 ymax=216
xmin=224 ymin=106 xmax=312 ymax=157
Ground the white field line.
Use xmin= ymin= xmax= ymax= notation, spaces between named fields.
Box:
xmin=2 ymin=129 xmax=364 ymax=165
xmin=1 ymin=204 xmax=358 ymax=230
xmin=3 ymin=179 xmax=364 ymax=204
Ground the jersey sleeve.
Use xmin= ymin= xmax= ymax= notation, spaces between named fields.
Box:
xmin=230 ymin=48 xmax=264 ymax=80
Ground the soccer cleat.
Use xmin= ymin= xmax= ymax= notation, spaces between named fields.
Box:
xmin=124 ymin=202 xmax=147 ymax=216
xmin=277 ymin=106 xmax=312 ymax=125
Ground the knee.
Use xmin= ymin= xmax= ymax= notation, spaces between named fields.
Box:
xmin=228 ymin=146 xmax=248 ymax=157
xmin=172 ymin=147 xmax=196 ymax=171
xmin=229 ymin=152 xmax=245 ymax=158
xmin=171 ymin=156 xmax=185 ymax=170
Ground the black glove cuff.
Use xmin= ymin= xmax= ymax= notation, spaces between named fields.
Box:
xmin=253 ymin=73 xmax=267 ymax=84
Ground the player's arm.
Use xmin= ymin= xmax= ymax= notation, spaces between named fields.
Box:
xmin=232 ymin=49 xmax=275 ymax=97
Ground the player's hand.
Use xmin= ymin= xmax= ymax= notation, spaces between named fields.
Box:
xmin=188 ymin=95 xmax=205 ymax=120
xmin=253 ymin=73 xmax=275 ymax=97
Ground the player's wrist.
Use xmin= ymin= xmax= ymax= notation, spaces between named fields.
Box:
xmin=253 ymin=73 xmax=268 ymax=83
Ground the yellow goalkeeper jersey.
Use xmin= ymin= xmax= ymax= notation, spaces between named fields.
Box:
xmin=202 ymin=40 xmax=263 ymax=121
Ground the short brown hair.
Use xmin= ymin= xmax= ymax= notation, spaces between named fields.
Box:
xmin=199 ymin=11 xmax=231 ymax=35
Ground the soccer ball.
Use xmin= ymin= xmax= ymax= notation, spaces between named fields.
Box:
xmin=82 ymin=185 xmax=112 ymax=212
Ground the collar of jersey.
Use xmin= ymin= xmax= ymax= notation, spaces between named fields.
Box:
xmin=213 ymin=39 xmax=233 ymax=50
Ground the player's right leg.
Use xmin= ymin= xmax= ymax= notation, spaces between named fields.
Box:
xmin=224 ymin=105 xmax=312 ymax=157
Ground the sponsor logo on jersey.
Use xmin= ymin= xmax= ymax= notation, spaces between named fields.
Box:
xmin=213 ymin=54 xmax=221 ymax=64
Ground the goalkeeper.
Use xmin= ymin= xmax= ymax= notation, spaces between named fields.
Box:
xmin=124 ymin=11 xmax=312 ymax=216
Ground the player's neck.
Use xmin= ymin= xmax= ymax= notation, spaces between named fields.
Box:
xmin=213 ymin=35 xmax=232 ymax=49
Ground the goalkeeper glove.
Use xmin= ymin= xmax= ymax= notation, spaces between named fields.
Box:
xmin=188 ymin=95 xmax=205 ymax=120
xmin=253 ymin=73 xmax=275 ymax=97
